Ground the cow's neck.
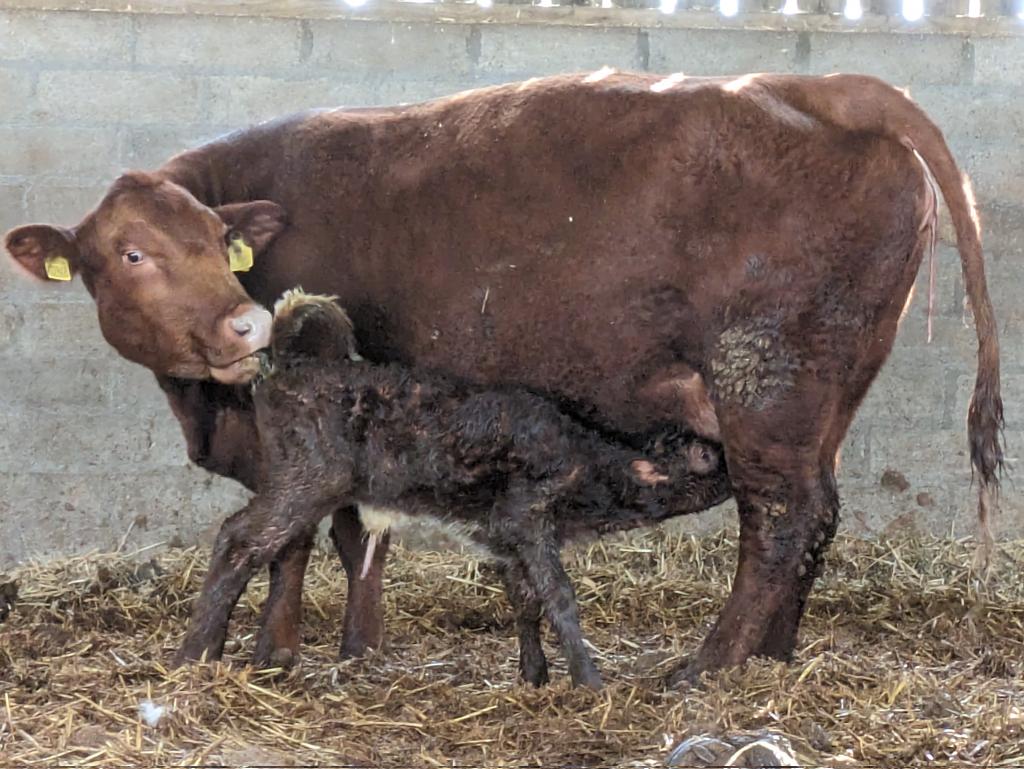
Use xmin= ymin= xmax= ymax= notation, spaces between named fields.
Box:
xmin=155 ymin=123 xmax=288 ymax=207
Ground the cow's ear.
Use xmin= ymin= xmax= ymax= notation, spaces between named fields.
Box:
xmin=4 ymin=224 xmax=80 ymax=283
xmin=214 ymin=201 xmax=288 ymax=255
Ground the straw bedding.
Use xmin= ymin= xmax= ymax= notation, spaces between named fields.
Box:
xmin=1 ymin=528 xmax=1022 ymax=767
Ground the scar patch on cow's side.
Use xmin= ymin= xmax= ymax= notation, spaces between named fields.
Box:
xmin=631 ymin=460 xmax=670 ymax=486
xmin=710 ymin=318 xmax=797 ymax=410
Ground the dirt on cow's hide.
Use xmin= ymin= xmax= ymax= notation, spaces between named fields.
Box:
xmin=1 ymin=530 xmax=1022 ymax=767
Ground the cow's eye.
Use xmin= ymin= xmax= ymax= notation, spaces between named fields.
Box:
xmin=124 ymin=250 xmax=145 ymax=266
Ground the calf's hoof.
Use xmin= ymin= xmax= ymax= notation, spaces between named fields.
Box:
xmin=339 ymin=629 xmax=383 ymax=659
xmin=521 ymin=660 xmax=550 ymax=688
xmin=569 ymin=661 xmax=604 ymax=691
xmin=172 ymin=644 xmax=222 ymax=669
xmin=666 ymin=660 xmax=703 ymax=689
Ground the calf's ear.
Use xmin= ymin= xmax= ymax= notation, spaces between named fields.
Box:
xmin=4 ymin=224 xmax=80 ymax=283
xmin=214 ymin=200 xmax=288 ymax=255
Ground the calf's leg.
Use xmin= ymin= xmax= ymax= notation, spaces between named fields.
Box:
xmin=498 ymin=559 xmax=549 ymax=686
xmin=329 ymin=505 xmax=389 ymax=657
xmin=176 ymin=492 xmax=333 ymax=667
xmin=176 ymin=503 xmax=267 ymax=665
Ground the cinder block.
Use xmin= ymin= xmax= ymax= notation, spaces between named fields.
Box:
xmin=0 ymin=10 xmax=131 ymax=66
xmin=3 ymin=298 xmax=109 ymax=358
xmin=0 ymin=354 xmax=119 ymax=413
xmin=869 ymin=428 xmax=972 ymax=488
xmin=807 ymin=33 xmax=965 ymax=86
xmin=0 ymin=126 xmax=121 ymax=178
xmin=983 ymin=260 xmax=1024 ymax=345
xmin=972 ymin=36 xmax=1024 ymax=87
xmin=956 ymin=143 xmax=1024 ymax=209
xmin=478 ymin=25 xmax=641 ymax=76
xmin=309 ymin=20 xmax=473 ymax=77
xmin=34 ymin=71 xmax=203 ymax=126
xmin=910 ymin=85 xmax=1024 ymax=144
xmin=24 ymin=183 xmax=112 ymax=228
xmin=647 ymin=29 xmax=799 ymax=76
xmin=0 ymin=183 xmax=27 ymax=239
xmin=841 ymin=480 xmax=974 ymax=538
xmin=349 ymin=77 xmax=485 ymax=106
xmin=856 ymin=350 xmax=954 ymax=429
xmin=0 ymin=467 xmax=249 ymax=568
xmin=0 ymin=69 xmax=34 ymax=114
xmin=205 ymin=75 xmax=342 ymax=126
xmin=0 ymin=406 xmax=188 ymax=473
xmin=974 ymin=203 xmax=1024 ymax=258
xmin=135 ymin=14 xmax=303 ymax=73
xmin=122 ymin=126 xmax=228 ymax=170
xmin=0 ymin=301 xmax=24 ymax=351
xmin=836 ymin=416 xmax=870 ymax=481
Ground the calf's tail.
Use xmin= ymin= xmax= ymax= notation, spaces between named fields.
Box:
xmin=772 ymin=74 xmax=1004 ymax=566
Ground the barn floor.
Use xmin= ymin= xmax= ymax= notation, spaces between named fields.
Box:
xmin=1 ymin=529 xmax=1023 ymax=767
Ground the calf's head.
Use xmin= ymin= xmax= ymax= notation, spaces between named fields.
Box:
xmin=4 ymin=172 xmax=286 ymax=384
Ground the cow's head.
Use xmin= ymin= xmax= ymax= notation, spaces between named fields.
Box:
xmin=4 ymin=172 xmax=286 ymax=384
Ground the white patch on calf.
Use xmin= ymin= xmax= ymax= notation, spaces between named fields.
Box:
xmin=357 ymin=504 xmax=490 ymax=558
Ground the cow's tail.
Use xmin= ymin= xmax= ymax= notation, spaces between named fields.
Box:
xmin=271 ymin=288 xmax=361 ymax=365
xmin=772 ymin=74 xmax=1004 ymax=569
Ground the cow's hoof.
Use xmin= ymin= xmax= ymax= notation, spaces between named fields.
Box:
xmin=267 ymin=647 xmax=298 ymax=669
xmin=251 ymin=643 xmax=299 ymax=670
xmin=339 ymin=633 xmax=382 ymax=659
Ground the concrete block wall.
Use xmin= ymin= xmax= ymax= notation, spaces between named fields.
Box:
xmin=1 ymin=1 xmax=1022 ymax=567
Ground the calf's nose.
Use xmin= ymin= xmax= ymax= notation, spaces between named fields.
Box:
xmin=222 ymin=304 xmax=272 ymax=351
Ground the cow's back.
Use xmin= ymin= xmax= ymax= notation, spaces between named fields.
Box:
xmin=170 ymin=72 xmax=929 ymax=436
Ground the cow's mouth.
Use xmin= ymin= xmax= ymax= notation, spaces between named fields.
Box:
xmin=209 ymin=351 xmax=266 ymax=385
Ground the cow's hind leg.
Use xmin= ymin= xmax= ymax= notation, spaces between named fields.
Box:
xmin=498 ymin=559 xmax=550 ymax=686
xmin=670 ymin=319 xmax=848 ymax=684
xmin=329 ymin=505 xmax=389 ymax=658
xmin=251 ymin=531 xmax=314 ymax=668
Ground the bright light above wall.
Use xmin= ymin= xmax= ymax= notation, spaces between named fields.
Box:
xmin=902 ymin=0 xmax=923 ymax=20
xmin=343 ymin=0 xmax=368 ymax=7
xmin=844 ymin=0 xmax=862 ymax=18
xmin=720 ymin=0 xmax=739 ymax=16
xmin=660 ymin=0 xmax=678 ymax=13
xmin=966 ymin=0 xmax=981 ymax=15
xmin=478 ymin=0 xmax=493 ymax=7
xmin=781 ymin=0 xmax=800 ymax=14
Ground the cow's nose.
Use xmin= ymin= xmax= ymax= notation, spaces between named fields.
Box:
xmin=222 ymin=305 xmax=272 ymax=351
xmin=231 ymin=316 xmax=255 ymax=337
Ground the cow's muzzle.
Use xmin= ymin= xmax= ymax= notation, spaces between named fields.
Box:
xmin=209 ymin=304 xmax=273 ymax=384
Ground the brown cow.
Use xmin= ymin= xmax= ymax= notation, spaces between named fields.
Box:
xmin=4 ymin=71 xmax=1002 ymax=683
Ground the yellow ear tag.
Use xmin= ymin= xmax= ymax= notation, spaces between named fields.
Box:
xmin=228 ymin=236 xmax=254 ymax=273
xmin=44 ymin=255 xmax=72 ymax=281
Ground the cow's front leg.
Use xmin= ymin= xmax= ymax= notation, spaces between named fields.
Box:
xmin=251 ymin=529 xmax=315 ymax=668
xmin=329 ymin=505 xmax=389 ymax=657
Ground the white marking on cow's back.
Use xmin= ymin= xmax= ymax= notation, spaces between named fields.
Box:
xmin=584 ymin=66 xmax=616 ymax=84
xmin=650 ymin=72 xmax=687 ymax=93
xmin=722 ymin=73 xmax=758 ymax=93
